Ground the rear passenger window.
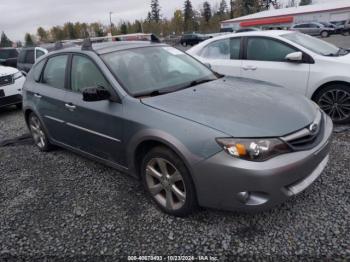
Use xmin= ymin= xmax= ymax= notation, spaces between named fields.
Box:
xmin=70 ymin=55 xmax=111 ymax=93
xmin=247 ymin=37 xmax=296 ymax=62
xmin=42 ymin=55 xmax=68 ymax=89
xmin=24 ymin=50 xmax=35 ymax=64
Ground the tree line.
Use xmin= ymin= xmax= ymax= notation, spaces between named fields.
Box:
xmin=0 ymin=0 xmax=312 ymax=47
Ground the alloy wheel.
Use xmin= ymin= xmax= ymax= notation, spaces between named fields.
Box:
xmin=145 ymin=158 xmax=186 ymax=211
xmin=318 ymin=89 xmax=350 ymax=122
xmin=29 ymin=115 xmax=46 ymax=149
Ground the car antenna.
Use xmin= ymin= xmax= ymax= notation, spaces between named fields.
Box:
xmin=81 ymin=38 xmax=93 ymax=51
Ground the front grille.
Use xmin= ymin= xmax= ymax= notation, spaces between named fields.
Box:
xmin=281 ymin=110 xmax=324 ymax=151
xmin=0 ymin=75 xmax=14 ymax=87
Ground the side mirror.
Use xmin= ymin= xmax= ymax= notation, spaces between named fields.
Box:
xmin=285 ymin=52 xmax=303 ymax=63
xmin=82 ymin=86 xmax=111 ymax=102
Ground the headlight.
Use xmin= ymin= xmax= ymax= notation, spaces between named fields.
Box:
xmin=13 ymin=71 xmax=23 ymax=80
xmin=216 ymin=138 xmax=292 ymax=161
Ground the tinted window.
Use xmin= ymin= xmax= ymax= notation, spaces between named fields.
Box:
xmin=18 ymin=50 xmax=26 ymax=63
xmin=24 ymin=50 xmax=35 ymax=64
xmin=201 ymin=39 xmax=230 ymax=60
xmin=42 ymin=55 xmax=68 ymax=89
xmin=0 ymin=49 xmax=17 ymax=60
xmin=71 ymin=55 xmax=111 ymax=93
xmin=36 ymin=50 xmax=45 ymax=59
xmin=230 ymin=38 xmax=241 ymax=59
xmin=247 ymin=37 xmax=296 ymax=62
xmin=33 ymin=59 xmax=46 ymax=82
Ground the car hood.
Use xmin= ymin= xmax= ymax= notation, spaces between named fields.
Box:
xmin=0 ymin=65 xmax=18 ymax=76
xmin=141 ymin=77 xmax=318 ymax=137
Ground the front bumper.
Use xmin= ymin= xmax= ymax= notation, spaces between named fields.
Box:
xmin=0 ymin=76 xmax=24 ymax=108
xmin=192 ymin=113 xmax=333 ymax=212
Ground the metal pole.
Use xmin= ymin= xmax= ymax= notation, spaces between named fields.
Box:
xmin=109 ymin=11 xmax=113 ymax=34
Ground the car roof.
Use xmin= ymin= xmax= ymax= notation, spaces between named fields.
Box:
xmin=50 ymin=41 xmax=166 ymax=56
xmin=208 ymin=30 xmax=292 ymax=41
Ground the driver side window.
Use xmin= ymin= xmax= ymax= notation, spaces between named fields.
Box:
xmin=70 ymin=55 xmax=111 ymax=93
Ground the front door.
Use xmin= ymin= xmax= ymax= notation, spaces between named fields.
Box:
xmin=62 ymin=54 xmax=124 ymax=164
xmin=241 ymin=37 xmax=310 ymax=95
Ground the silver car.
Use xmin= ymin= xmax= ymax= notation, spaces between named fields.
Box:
xmin=22 ymin=40 xmax=333 ymax=216
xmin=291 ymin=22 xmax=335 ymax=37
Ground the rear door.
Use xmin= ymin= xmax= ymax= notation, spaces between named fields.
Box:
xmin=241 ymin=36 xmax=310 ymax=95
xmin=197 ymin=37 xmax=242 ymax=77
xmin=30 ymin=54 xmax=71 ymax=142
xmin=62 ymin=54 xmax=124 ymax=164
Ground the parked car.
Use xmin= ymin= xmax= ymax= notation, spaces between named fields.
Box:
xmin=17 ymin=47 xmax=48 ymax=73
xmin=180 ymin=33 xmax=208 ymax=46
xmin=23 ymin=40 xmax=332 ymax=216
xmin=331 ymin=19 xmax=350 ymax=35
xmin=291 ymin=22 xmax=335 ymax=38
xmin=188 ymin=30 xmax=350 ymax=124
xmin=0 ymin=65 xmax=25 ymax=109
xmin=319 ymin=22 xmax=342 ymax=34
xmin=0 ymin=48 xmax=19 ymax=68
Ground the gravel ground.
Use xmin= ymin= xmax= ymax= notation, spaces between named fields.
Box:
xmin=0 ymin=106 xmax=349 ymax=261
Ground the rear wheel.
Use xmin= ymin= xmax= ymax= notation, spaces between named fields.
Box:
xmin=321 ymin=31 xmax=329 ymax=38
xmin=314 ymin=84 xmax=350 ymax=124
xmin=28 ymin=113 xmax=53 ymax=151
xmin=141 ymin=146 xmax=197 ymax=217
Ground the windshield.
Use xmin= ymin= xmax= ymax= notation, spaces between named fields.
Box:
xmin=282 ymin=32 xmax=345 ymax=56
xmin=102 ymin=46 xmax=217 ymax=97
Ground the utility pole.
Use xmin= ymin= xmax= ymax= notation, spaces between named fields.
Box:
xmin=109 ymin=11 xmax=113 ymax=35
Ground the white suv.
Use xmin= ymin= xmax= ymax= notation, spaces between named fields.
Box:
xmin=188 ymin=30 xmax=350 ymax=124
xmin=0 ymin=65 xmax=25 ymax=109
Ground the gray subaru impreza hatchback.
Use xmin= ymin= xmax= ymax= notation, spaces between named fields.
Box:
xmin=22 ymin=39 xmax=333 ymax=216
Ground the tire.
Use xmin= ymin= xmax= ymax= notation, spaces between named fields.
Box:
xmin=141 ymin=146 xmax=197 ymax=217
xmin=181 ymin=42 xmax=187 ymax=47
xmin=314 ymin=84 xmax=350 ymax=124
xmin=28 ymin=112 xmax=53 ymax=151
xmin=320 ymin=31 xmax=329 ymax=38
xmin=16 ymin=103 xmax=22 ymax=110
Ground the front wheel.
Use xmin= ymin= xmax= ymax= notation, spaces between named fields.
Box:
xmin=28 ymin=112 xmax=53 ymax=151
xmin=314 ymin=84 xmax=350 ymax=124
xmin=141 ymin=146 xmax=197 ymax=217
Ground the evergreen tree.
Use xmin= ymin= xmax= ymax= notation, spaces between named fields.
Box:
xmin=120 ymin=22 xmax=128 ymax=34
xmin=230 ymin=0 xmax=235 ymax=18
xmin=299 ymin=0 xmax=312 ymax=6
xmin=150 ymin=0 xmax=161 ymax=23
xmin=0 ymin=32 xmax=12 ymax=47
xmin=24 ymin=33 xmax=34 ymax=47
xmin=37 ymin=27 xmax=48 ymax=42
xmin=218 ymin=0 xmax=228 ymax=16
xmin=202 ymin=1 xmax=212 ymax=23
xmin=184 ymin=0 xmax=194 ymax=32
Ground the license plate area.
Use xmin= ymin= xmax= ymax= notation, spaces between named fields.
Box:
xmin=0 ymin=89 xmax=4 ymax=98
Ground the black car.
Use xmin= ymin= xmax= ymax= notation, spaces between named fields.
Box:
xmin=180 ymin=33 xmax=208 ymax=47
xmin=0 ymin=48 xmax=19 ymax=68
xmin=17 ymin=47 xmax=47 ymax=73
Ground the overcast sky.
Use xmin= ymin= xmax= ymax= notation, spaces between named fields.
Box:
xmin=1 ymin=0 xmax=325 ymax=41
xmin=0 ymin=0 xmax=219 ymax=41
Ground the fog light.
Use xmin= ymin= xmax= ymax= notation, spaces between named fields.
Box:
xmin=237 ymin=191 xmax=250 ymax=203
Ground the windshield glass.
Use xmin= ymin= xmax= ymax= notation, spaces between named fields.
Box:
xmin=282 ymin=32 xmax=342 ymax=56
xmin=102 ymin=46 xmax=216 ymax=96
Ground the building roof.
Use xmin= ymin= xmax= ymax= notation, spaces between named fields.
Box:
xmin=222 ymin=0 xmax=350 ymax=24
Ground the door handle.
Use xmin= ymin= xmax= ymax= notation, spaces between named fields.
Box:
xmin=34 ymin=93 xmax=42 ymax=98
xmin=242 ymin=65 xmax=257 ymax=71
xmin=65 ymin=103 xmax=76 ymax=111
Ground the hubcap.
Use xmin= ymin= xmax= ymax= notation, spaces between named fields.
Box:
xmin=318 ymin=89 xmax=350 ymax=122
xmin=29 ymin=116 xmax=46 ymax=149
xmin=145 ymin=158 xmax=186 ymax=211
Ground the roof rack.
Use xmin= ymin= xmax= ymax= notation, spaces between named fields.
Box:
xmin=80 ymin=33 xmax=161 ymax=51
